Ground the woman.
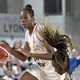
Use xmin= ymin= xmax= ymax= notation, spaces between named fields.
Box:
xmin=18 ymin=4 xmax=58 ymax=80
xmin=2 ymin=4 xmax=57 ymax=80
xmin=1 ymin=4 xmax=72 ymax=80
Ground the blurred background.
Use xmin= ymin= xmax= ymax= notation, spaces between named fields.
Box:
xmin=0 ymin=0 xmax=80 ymax=50
xmin=0 ymin=0 xmax=80 ymax=80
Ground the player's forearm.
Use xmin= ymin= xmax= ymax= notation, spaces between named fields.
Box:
xmin=31 ymin=53 xmax=52 ymax=60
xmin=10 ymin=48 xmax=27 ymax=61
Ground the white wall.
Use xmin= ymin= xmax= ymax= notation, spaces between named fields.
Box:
xmin=24 ymin=0 xmax=66 ymax=33
xmin=7 ymin=0 xmax=23 ymax=14
xmin=0 ymin=14 xmax=24 ymax=47
xmin=65 ymin=0 xmax=80 ymax=49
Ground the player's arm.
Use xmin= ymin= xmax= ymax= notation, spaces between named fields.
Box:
xmin=31 ymin=40 xmax=54 ymax=60
xmin=10 ymin=49 xmax=27 ymax=61
xmin=10 ymin=41 xmax=31 ymax=61
xmin=0 ymin=41 xmax=30 ymax=61
xmin=21 ymin=40 xmax=54 ymax=60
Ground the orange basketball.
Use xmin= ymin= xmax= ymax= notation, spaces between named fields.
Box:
xmin=0 ymin=43 xmax=11 ymax=62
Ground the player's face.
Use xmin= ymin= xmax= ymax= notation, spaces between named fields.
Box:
xmin=20 ymin=11 xmax=33 ymax=30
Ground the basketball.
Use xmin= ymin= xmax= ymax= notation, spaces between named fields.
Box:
xmin=0 ymin=43 xmax=11 ymax=62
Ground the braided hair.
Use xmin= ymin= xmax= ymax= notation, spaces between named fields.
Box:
xmin=38 ymin=23 xmax=73 ymax=75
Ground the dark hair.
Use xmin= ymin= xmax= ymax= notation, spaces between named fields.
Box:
xmin=38 ymin=24 xmax=73 ymax=75
xmin=23 ymin=4 xmax=34 ymax=17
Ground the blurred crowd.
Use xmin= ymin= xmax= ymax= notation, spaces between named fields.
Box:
xmin=0 ymin=54 xmax=32 ymax=80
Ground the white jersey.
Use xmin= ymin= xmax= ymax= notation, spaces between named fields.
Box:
xmin=24 ymin=23 xmax=64 ymax=80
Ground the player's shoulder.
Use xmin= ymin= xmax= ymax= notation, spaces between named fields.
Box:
xmin=34 ymin=23 xmax=44 ymax=32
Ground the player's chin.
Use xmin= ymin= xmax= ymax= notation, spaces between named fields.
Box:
xmin=21 ymin=24 xmax=26 ymax=27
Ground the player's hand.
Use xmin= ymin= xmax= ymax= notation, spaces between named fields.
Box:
xmin=17 ymin=49 xmax=31 ymax=57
